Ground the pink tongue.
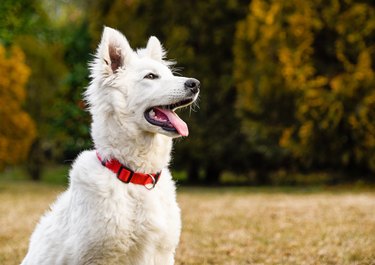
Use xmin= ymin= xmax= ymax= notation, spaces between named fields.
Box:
xmin=155 ymin=107 xmax=189 ymax=136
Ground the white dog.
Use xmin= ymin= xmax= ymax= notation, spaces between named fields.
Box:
xmin=21 ymin=27 xmax=200 ymax=265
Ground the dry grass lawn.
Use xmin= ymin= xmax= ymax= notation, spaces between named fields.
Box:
xmin=1 ymin=182 xmax=374 ymax=265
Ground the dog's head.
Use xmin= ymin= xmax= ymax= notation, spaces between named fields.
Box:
xmin=86 ymin=27 xmax=200 ymax=138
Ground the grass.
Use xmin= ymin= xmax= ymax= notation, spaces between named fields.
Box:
xmin=177 ymin=188 xmax=375 ymax=265
xmin=0 ymin=180 xmax=374 ymax=265
xmin=0 ymin=181 xmax=62 ymax=265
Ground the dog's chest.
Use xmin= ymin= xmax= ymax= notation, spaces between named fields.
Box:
xmin=75 ymin=183 xmax=181 ymax=263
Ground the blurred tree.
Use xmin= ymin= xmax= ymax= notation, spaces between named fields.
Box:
xmin=88 ymin=0 xmax=250 ymax=184
xmin=8 ymin=0 xmax=73 ymax=180
xmin=0 ymin=0 xmax=47 ymax=45
xmin=158 ymin=1 xmax=250 ymax=184
xmin=16 ymin=35 xmax=68 ymax=180
xmin=0 ymin=0 xmax=74 ymax=180
xmin=52 ymin=20 xmax=92 ymax=160
xmin=0 ymin=45 xmax=36 ymax=171
xmin=29 ymin=0 xmax=94 ymax=163
xmin=0 ymin=0 xmax=59 ymax=180
xmin=235 ymin=0 xmax=375 ymax=180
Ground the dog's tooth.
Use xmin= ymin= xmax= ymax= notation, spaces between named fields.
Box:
xmin=149 ymin=109 xmax=155 ymax=117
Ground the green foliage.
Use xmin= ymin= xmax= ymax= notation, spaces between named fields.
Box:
xmin=52 ymin=20 xmax=92 ymax=159
xmin=0 ymin=0 xmax=47 ymax=45
xmin=17 ymin=35 xmax=68 ymax=136
xmin=15 ymin=30 xmax=68 ymax=179
xmin=234 ymin=0 xmax=375 ymax=176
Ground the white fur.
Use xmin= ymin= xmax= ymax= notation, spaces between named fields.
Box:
xmin=21 ymin=27 xmax=199 ymax=265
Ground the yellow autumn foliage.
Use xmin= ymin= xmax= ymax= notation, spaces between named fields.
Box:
xmin=235 ymin=0 xmax=375 ymax=171
xmin=0 ymin=45 xmax=36 ymax=170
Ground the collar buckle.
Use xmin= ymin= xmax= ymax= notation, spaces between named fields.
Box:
xmin=117 ymin=165 xmax=134 ymax=183
xmin=145 ymin=174 xmax=156 ymax=190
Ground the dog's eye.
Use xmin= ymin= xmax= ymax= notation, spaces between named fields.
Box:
xmin=144 ymin=73 xmax=159 ymax=80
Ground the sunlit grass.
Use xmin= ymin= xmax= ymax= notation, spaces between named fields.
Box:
xmin=176 ymin=188 xmax=375 ymax=265
xmin=0 ymin=181 xmax=374 ymax=265
xmin=0 ymin=181 xmax=62 ymax=265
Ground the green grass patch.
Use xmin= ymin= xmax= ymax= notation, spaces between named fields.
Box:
xmin=0 ymin=165 xmax=70 ymax=186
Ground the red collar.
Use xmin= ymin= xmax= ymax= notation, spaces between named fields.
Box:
xmin=96 ymin=152 xmax=161 ymax=189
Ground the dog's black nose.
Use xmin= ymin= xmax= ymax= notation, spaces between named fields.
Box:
xmin=184 ymin=78 xmax=200 ymax=94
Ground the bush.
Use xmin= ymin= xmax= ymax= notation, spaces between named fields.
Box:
xmin=234 ymin=0 xmax=375 ymax=177
xmin=0 ymin=45 xmax=36 ymax=170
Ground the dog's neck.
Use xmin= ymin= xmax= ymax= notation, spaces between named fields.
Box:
xmin=91 ymin=118 xmax=172 ymax=174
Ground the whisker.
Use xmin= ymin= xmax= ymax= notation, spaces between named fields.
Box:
xmin=188 ymin=99 xmax=200 ymax=116
xmin=171 ymin=66 xmax=184 ymax=76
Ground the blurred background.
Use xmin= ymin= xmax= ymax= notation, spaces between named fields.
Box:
xmin=1 ymin=0 xmax=375 ymax=186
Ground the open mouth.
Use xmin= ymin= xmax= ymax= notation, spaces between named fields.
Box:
xmin=144 ymin=98 xmax=194 ymax=136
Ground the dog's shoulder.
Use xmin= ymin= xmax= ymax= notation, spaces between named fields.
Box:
xmin=70 ymin=150 xmax=100 ymax=177
xmin=68 ymin=150 xmax=111 ymax=190
xmin=70 ymin=149 xmax=98 ymax=170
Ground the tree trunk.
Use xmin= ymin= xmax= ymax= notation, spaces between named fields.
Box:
xmin=26 ymin=139 xmax=44 ymax=181
xmin=204 ymin=163 xmax=221 ymax=185
xmin=255 ymin=169 xmax=270 ymax=186
xmin=187 ymin=160 xmax=200 ymax=184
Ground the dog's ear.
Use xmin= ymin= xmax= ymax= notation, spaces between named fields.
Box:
xmin=145 ymin=36 xmax=166 ymax=62
xmin=96 ymin=27 xmax=133 ymax=73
